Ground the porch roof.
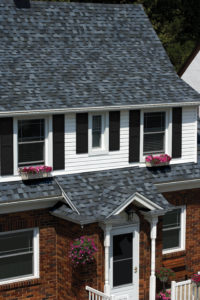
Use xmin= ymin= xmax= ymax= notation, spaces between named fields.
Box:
xmin=1 ymin=161 xmax=200 ymax=224
xmin=51 ymin=161 xmax=200 ymax=224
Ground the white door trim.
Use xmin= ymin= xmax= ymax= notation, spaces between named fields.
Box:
xmin=109 ymin=224 xmax=140 ymax=300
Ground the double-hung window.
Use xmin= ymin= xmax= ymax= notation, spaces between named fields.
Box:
xmin=143 ymin=112 xmax=165 ymax=155
xmin=18 ymin=119 xmax=45 ymax=167
xmin=92 ymin=115 xmax=102 ymax=148
xmin=0 ymin=228 xmax=39 ymax=284
xmin=162 ymin=207 xmax=186 ymax=253
xmin=89 ymin=113 xmax=107 ymax=154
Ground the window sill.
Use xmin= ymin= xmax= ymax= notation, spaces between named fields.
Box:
xmin=0 ymin=276 xmax=40 ymax=291
xmin=162 ymin=247 xmax=185 ymax=256
xmin=88 ymin=150 xmax=109 ymax=156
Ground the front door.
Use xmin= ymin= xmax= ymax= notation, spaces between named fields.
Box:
xmin=110 ymin=226 xmax=139 ymax=300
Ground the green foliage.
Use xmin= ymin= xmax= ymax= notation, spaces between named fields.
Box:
xmin=34 ymin=0 xmax=200 ymax=71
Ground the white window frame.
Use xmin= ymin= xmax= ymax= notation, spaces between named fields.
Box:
xmin=162 ymin=205 xmax=186 ymax=255
xmin=140 ymin=108 xmax=172 ymax=162
xmin=0 ymin=227 xmax=40 ymax=285
xmin=88 ymin=112 xmax=109 ymax=155
xmin=13 ymin=116 xmax=53 ymax=175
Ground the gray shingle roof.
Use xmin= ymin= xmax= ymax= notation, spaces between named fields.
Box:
xmin=1 ymin=160 xmax=200 ymax=224
xmin=0 ymin=178 xmax=61 ymax=203
xmin=1 ymin=0 xmax=200 ymax=113
xmin=52 ymin=161 xmax=200 ymax=223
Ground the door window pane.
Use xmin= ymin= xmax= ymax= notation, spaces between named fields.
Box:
xmin=113 ymin=259 xmax=132 ymax=287
xmin=113 ymin=233 xmax=133 ymax=287
xmin=92 ymin=115 xmax=102 ymax=148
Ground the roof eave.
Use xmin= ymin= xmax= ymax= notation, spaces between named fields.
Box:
xmin=0 ymin=101 xmax=199 ymax=117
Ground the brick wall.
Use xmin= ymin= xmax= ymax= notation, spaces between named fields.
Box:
xmin=156 ymin=188 xmax=200 ymax=288
xmin=0 ymin=188 xmax=199 ymax=300
xmin=0 ymin=209 xmax=57 ymax=300
xmin=0 ymin=209 xmax=104 ymax=300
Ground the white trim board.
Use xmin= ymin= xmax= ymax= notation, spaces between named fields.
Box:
xmin=106 ymin=192 xmax=163 ymax=219
xmin=0 ymin=102 xmax=199 ymax=117
xmin=156 ymin=178 xmax=200 ymax=192
xmin=0 ymin=196 xmax=62 ymax=214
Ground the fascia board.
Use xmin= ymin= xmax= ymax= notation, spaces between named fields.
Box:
xmin=106 ymin=192 xmax=163 ymax=219
xmin=0 ymin=196 xmax=63 ymax=214
xmin=0 ymin=102 xmax=199 ymax=117
xmin=156 ymin=178 xmax=200 ymax=192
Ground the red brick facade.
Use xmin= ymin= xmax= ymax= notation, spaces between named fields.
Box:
xmin=0 ymin=188 xmax=200 ymax=300
xmin=0 ymin=210 xmax=104 ymax=300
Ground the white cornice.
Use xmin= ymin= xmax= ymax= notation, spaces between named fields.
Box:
xmin=0 ymin=196 xmax=62 ymax=214
xmin=106 ymin=192 xmax=163 ymax=219
xmin=0 ymin=102 xmax=199 ymax=117
xmin=156 ymin=178 xmax=200 ymax=192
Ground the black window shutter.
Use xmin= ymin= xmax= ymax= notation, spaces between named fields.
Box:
xmin=109 ymin=111 xmax=120 ymax=151
xmin=76 ymin=113 xmax=88 ymax=154
xmin=0 ymin=118 xmax=13 ymax=176
xmin=53 ymin=115 xmax=65 ymax=170
xmin=129 ymin=110 xmax=140 ymax=163
xmin=172 ymin=107 xmax=182 ymax=158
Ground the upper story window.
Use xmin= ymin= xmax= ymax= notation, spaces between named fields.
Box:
xmin=88 ymin=113 xmax=108 ymax=154
xmin=18 ymin=119 xmax=45 ymax=167
xmin=0 ymin=228 xmax=39 ymax=284
xmin=92 ymin=115 xmax=102 ymax=148
xmin=143 ymin=112 xmax=165 ymax=155
xmin=162 ymin=207 xmax=186 ymax=254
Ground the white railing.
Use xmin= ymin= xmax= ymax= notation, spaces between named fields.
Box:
xmin=86 ymin=286 xmax=113 ymax=300
xmin=171 ymin=279 xmax=200 ymax=300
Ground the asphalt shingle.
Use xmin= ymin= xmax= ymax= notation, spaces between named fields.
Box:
xmin=0 ymin=0 xmax=200 ymax=113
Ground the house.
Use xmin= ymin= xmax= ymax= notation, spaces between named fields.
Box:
xmin=178 ymin=43 xmax=200 ymax=145
xmin=0 ymin=1 xmax=200 ymax=300
xmin=178 ymin=43 xmax=200 ymax=94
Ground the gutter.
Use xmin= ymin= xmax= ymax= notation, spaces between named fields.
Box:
xmin=155 ymin=178 xmax=200 ymax=193
xmin=0 ymin=101 xmax=199 ymax=117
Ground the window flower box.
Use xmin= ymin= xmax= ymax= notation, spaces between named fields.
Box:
xmin=145 ymin=154 xmax=171 ymax=167
xmin=19 ymin=166 xmax=52 ymax=180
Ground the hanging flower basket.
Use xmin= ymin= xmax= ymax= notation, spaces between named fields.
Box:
xmin=145 ymin=154 xmax=171 ymax=167
xmin=69 ymin=236 xmax=98 ymax=266
xmin=19 ymin=166 xmax=52 ymax=180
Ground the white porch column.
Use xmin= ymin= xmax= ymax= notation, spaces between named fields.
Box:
xmin=150 ymin=216 xmax=158 ymax=300
xmin=144 ymin=215 xmax=158 ymax=300
xmin=103 ymin=224 xmax=112 ymax=295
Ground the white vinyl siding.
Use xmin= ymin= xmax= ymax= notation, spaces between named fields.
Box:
xmin=181 ymin=50 xmax=200 ymax=94
xmin=0 ymin=106 xmax=198 ymax=181
xmin=170 ymin=106 xmax=197 ymax=164
xmin=65 ymin=111 xmax=131 ymax=173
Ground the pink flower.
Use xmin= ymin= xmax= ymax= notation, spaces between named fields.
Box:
xmin=19 ymin=165 xmax=52 ymax=174
xmin=145 ymin=154 xmax=171 ymax=164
